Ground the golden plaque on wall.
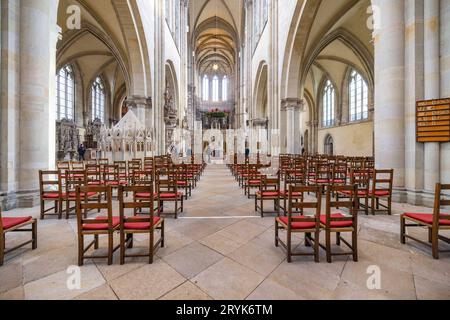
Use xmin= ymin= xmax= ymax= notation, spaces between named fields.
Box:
xmin=416 ymin=98 xmax=450 ymax=143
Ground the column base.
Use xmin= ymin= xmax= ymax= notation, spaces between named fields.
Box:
xmin=392 ymin=188 xmax=437 ymax=208
xmin=0 ymin=190 xmax=40 ymax=211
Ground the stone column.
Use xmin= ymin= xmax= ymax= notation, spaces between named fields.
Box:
xmin=404 ymin=0 xmax=424 ymax=203
xmin=18 ymin=0 xmax=56 ymax=197
xmin=373 ymin=0 xmax=406 ymax=189
xmin=282 ymin=98 xmax=301 ymax=154
xmin=423 ymin=0 xmax=441 ymax=192
xmin=440 ymin=0 xmax=450 ymax=183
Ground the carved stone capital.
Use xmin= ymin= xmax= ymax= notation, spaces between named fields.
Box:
xmin=124 ymin=96 xmax=152 ymax=110
xmin=281 ymin=98 xmax=303 ymax=111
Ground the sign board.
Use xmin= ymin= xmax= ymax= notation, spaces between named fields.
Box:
xmin=416 ymin=98 xmax=450 ymax=143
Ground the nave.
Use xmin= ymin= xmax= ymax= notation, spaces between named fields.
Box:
xmin=1 ymin=164 xmax=449 ymax=300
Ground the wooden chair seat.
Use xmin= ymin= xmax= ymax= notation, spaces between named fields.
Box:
xmin=277 ymin=216 xmax=317 ymax=230
xmin=256 ymin=191 xmax=280 ymax=197
xmin=339 ymin=190 xmax=368 ymax=197
xmin=309 ymin=178 xmax=329 ymax=184
xmin=82 ymin=216 xmax=121 ymax=231
xmin=105 ymin=180 xmax=128 ymax=186
xmin=371 ymin=190 xmax=390 ymax=197
xmin=158 ymin=192 xmax=183 ymax=199
xmin=320 ymin=213 xmax=354 ymax=229
xmin=248 ymin=179 xmax=261 ymax=185
xmin=42 ymin=192 xmax=61 ymax=199
xmin=2 ymin=216 xmax=33 ymax=230
xmin=403 ymin=213 xmax=450 ymax=227
xmin=1 ymin=208 xmax=37 ymax=266
xmin=123 ymin=217 xmax=162 ymax=230
xmin=63 ymin=192 xmax=98 ymax=200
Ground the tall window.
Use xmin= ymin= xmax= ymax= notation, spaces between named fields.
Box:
xmin=212 ymin=76 xmax=219 ymax=102
xmin=91 ymin=76 xmax=105 ymax=122
xmin=323 ymin=80 xmax=335 ymax=127
xmin=202 ymin=75 xmax=209 ymax=101
xmin=56 ymin=65 xmax=75 ymax=121
xmin=222 ymin=76 xmax=228 ymax=101
xmin=349 ymin=70 xmax=369 ymax=122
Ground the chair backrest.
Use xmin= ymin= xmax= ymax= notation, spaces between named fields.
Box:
xmin=350 ymin=169 xmax=370 ymax=191
xmin=372 ymin=169 xmax=393 ymax=194
xmin=287 ymin=185 xmax=322 ymax=230
xmin=433 ymin=184 xmax=450 ymax=228
xmin=103 ymin=165 xmax=119 ymax=182
xmin=39 ymin=170 xmax=62 ymax=197
xmin=75 ymin=185 xmax=113 ymax=230
xmin=71 ymin=161 xmax=85 ymax=170
xmin=98 ymin=158 xmax=109 ymax=166
xmin=260 ymin=174 xmax=280 ymax=192
xmin=86 ymin=164 xmax=101 ymax=185
xmin=332 ymin=163 xmax=347 ymax=184
xmin=66 ymin=170 xmax=87 ymax=193
xmin=128 ymin=160 xmax=142 ymax=174
xmin=325 ymin=185 xmax=358 ymax=228
xmin=156 ymin=176 xmax=177 ymax=194
xmin=131 ymin=170 xmax=153 ymax=186
xmin=118 ymin=185 xmax=155 ymax=226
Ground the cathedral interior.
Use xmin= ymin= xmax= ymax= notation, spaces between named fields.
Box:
xmin=0 ymin=0 xmax=449 ymax=301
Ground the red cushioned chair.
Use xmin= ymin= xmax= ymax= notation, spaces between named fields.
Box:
xmin=156 ymin=174 xmax=183 ymax=219
xmin=118 ymin=185 xmax=164 ymax=265
xmin=39 ymin=170 xmax=63 ymax=220
xmin=255 ymin=172 xmax=281 ymax=217
xmin=370 ymin=169 xmax=393 ymax=215
xmin=64 ymin=170 xmax=99 ymax=219
xmin=401 ymin=183 xmax=450 ymax=259
xmin=75 ymin=185 xmax=120 ymax=266
xmin=320 ymin=184 xmax=359 ymax=263
xmin=0 ymin=208 xmax=37 ymax=266
xmin=337 ymin=169 xmax=370 ymax=215
xmin=275 ymin=185 xmax=322 ymax=263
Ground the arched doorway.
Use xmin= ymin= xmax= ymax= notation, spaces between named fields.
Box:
xmin=324 ymin=134 xmax=334 ymax=156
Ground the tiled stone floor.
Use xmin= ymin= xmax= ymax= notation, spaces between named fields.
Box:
xmin=1 ymin=165 xmax=450 ymax=300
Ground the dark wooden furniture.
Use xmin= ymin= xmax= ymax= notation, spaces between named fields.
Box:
xmin=39 ymin=170 xmax=63 ymax=220
xmin=118 ymin=185 xmax=164 ymax=264
xmin=401 ymin=183 xmax=450 ymax=259
xmin=370 ymin=169 xmax=393 ymax=215
xmin=320 ymin=185 xmax=359 ymax=263
xmin=0 ymin=208 xmax=37 ymax=266
xmin=75 ymin=185 xmax=120 ymax=266
xmin=275 ymin=185 xmax=322 ymax=263
xmin=156 ymin=174 xmax=184 ymax=219
xmin=255 ymin=173 xmax=281 ymax=217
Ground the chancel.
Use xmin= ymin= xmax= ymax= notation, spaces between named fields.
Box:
xmin=0 ymin=0 xmax=449 ymax=301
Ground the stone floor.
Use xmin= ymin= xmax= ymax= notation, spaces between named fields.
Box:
xmin=1 ymin=165 xmax=450 ymax=300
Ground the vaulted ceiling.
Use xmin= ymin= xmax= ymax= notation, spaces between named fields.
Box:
xmin=189 ymin=0 xmax=243 ymax=75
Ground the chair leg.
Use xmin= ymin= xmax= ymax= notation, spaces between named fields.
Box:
xmin=78 ymin=234 xmax=84 ymax=267
xmin=94 ymin=235 xmax=99 ymax=249
xmin=260 ymin=199 xmax=264 ymax=218
xmin=428 ymin=228 xmax=433 ymax=243
xmin=352 ymin=230 xmax=358 ymax=262
xmin=58 ymin=200 xmax=63 ymax=220
xmin=314 ymin=230 xmax=320 ymax=263
xmin=388 ymin=196 xmax=392 ymax=215
xmin=120 ymin=231 xmax=125 ymax=265
xmin=32 ymin=220 xmax=38 ymax=250
xmin=0 ymin=235 xmax=5 ymax=266
xmin=161 ymin=220 xmax=165 ymax=248
xmin=275 ymin=221 xmax=279 ymax=247
xmin=305 ymin=233 xmax=311 ymax=247
xmin=431 ymin=227 xmax=439 ymax=259
xmin=371 ymin=196 xmax=376 ymax=215
xmin=40 ymin=201 xmax=45 ymax=220
xmin=287 ymin=230 xmax=292 ymax=263
xmin=108 ymin=232 xmax=113 ymax=265
xmin=326 ymin=230 xmax=332 ymax=263
xmin=149 ymin=229 xmax=154 ymax=264
xmin=336 ymin=232 xmax=341 ymax=246
xmin=400 ymin=216 xmax=406 ymax=244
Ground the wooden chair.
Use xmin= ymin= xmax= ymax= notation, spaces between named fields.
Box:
xmin=320 ymin=185 xmax=359 ymax=263
xmin=255 ymin=173 xmax=281 ymax=217
xmin=98 ymin=158 xmax=109 ymax=166
xmin=370 ymin=169 xmax=393 ymax=215
xmin=64 ymin=170 xmax=99 ymax=219
xmin=0 ymin=208 xmax=37 ymax=266
xmin=103 ymin=164 xmax=127 ymax=191
xmin=156 ymin=174 xmax=183 ymax=219
xmin=75 ymin=185 xmax=120 ymax=266
xmin=71 ymin=161 xmax=85 ymax=170
xmin=337 ymin=169 xmax=370 ymax=215
xmin=132 ymin=170 xmax=156 ymax=216
xmin=86 ymin=164 xmax=102 ymax=186
xmin=118 ymin=185 xmax=164 ymax=264
xmin=39 ymin=170 xmax=63 ymax=220
xmin=401 ymin=183 xmax=450 ymax=259
xmin=275 ymin=185 xmax=322 ymax=263
xmin=114 ymin=161 xmax=128 ymax=182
